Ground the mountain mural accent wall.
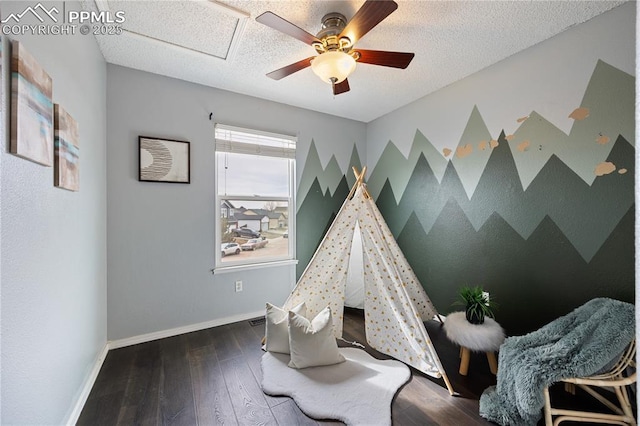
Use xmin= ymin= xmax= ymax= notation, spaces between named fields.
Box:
xmin=377 ymin=133 xmax=634 ymax=334
xmin=368 ymin=60 xmax=634 ymax=199
xmin=294 ymin=60 xmax=633 ymax=334
xmin=371 ymin=60 xmax=634 ymax=334
xmin=378 ymin=131 xmax=633 ymax=262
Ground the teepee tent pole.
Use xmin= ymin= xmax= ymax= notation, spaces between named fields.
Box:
xmin=347 ymin=166 xmax=367 ymax=200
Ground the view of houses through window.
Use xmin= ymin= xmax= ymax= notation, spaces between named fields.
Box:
xmin=215 ymin=124 xmax=295 ymax=267
xmin=219 ymin=199 xmax=290 ymax=263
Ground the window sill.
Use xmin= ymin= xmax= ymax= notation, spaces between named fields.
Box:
xmin=213 ymin=259 xmax=298 ymax=275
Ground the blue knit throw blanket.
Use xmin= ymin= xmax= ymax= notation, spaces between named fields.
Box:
xmin=479 ymin=298 xmax=635 ymax=426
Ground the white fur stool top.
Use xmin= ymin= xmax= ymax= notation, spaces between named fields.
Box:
xmin=444 ymin=312 xmax=505 ymax=352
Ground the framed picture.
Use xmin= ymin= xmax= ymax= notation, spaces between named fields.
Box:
xmin=54 ymin=104 xmax=80 ymax=191
xmin=10 ymin=40 xmax=54 ymax=166
xmin=139 ymin=136 xmax=190 ymax=183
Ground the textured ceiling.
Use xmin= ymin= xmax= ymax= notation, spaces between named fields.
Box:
xmin=87 ymin=0 xmax=627 ymax=123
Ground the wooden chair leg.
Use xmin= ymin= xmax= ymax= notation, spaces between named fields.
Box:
xmin=459 ymin=347 xmax=471 ymax=376
xmin=486 ymin=352 xmax=498 ymax=375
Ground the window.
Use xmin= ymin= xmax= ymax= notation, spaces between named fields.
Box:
xmin=215 ymin=124 xmax=296 ymax=270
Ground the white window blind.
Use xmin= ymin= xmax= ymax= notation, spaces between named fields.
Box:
xmin=215 ymin=124 xmax=296 ymax=159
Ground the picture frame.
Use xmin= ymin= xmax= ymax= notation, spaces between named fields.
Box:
xmin=139 ymin=136 xmax=190 ymax=183
xmin=54 ymin=104 xmax=80 ymax=191
xmin=10 ymin=40 xmax=54 ymax=166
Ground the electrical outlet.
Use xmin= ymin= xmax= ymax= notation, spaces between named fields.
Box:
xmin=235 ymin=280 xmax=243 ymax=292
xmin=483 ymin=291 xmax=490 ymax=303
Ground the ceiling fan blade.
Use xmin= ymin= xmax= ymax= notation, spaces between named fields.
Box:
xmin=266 ymin=57 xmax=314 ymax=80
xmin=339 ymin=0 xmax=398 ymax=44
xmin=333 ymin=79 xmax=350 ymax=95
xmin=355 ymin=49 xmax=414 ymax=69
xmin=256 ymin=12 xmax=320 ymax=46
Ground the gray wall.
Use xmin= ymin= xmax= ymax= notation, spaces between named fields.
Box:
xmin=106 ymin=65 xmax=366 ymax=341
xmin=0 ymin=1 xmax=108 ymax=424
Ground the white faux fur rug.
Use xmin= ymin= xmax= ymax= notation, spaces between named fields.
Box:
xmin=261 ymin=347 xmax=411 ymax=425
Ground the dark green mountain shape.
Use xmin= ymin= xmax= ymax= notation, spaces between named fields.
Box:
xmin=511 ymin=205 xmax=633 ymax=335
xmin=396 ymin=196 xmax=633 ymax=336
xmin=391 ymin=153 xmax=443 ymax=236
xmin=523 ymin=135 xmax=635 ymax=261
xmin=508 ymin=214 xmax=594 ymax=336
xmin=427 ymin=154 xmax=472 ymax=228
xmin=586 ymin=205 xmax=634 ymax=303
xmin=466 ymin=131 xmax=545 ymax=236
xmin=581 ymin=135 xmax=635 ymax=255
xmin=375 ymin=178 xmax=403 ymax=235
xmin=367 ymin=139 xmax=407 ymax=201
xmin=397 ymin=198 xmax=482 ymax=320
xmin=296 ymin=176 xmax=349 ymax=279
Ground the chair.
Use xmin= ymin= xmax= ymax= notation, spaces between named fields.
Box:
xmin=543 ymin=339 xmax=636 ymax=426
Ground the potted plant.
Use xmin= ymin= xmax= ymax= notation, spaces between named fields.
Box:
xmin=455 ymin=286 xmax=496 ymax=324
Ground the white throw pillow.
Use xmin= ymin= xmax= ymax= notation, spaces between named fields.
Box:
xmin=288 ymin=306 xmax=346 ymax=369
xmin=265 ymin=302 xmax=306 ymax=354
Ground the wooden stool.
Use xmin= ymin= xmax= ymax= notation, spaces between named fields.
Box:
xmin=443 ymin=312 xmax=505 ymax=376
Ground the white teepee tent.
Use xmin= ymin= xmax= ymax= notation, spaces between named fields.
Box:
xmin=284 ymin=167 xmax=454 ymax=395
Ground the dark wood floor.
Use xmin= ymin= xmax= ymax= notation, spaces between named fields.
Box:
xmin=78 ymin=309 xmax=621 ymax=425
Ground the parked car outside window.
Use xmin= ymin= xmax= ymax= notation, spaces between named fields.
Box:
xmin=233 ymin=228 xmax=261 ymax=238
xmin=241 ymin=238 xmax=269 ymax=251
xmin=221 ymin=242 xmax=241 ymax=257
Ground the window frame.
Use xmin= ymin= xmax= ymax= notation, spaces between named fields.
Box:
xmin=213 ymin=124 xmax=297 ymax=273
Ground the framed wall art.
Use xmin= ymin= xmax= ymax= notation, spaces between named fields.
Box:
xmin=11 ymin=40 xmax=53 ymax=166
xmin=139 ymin=136 xmax=190 ymax=183
xmin=54 ymin=104 xmax=79 ymax=191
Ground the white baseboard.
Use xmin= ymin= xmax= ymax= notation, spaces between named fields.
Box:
xmin=65 ymin=343 xmax=110 ymax=426
xmin=108 ymin=310 xmax=265 ymax=350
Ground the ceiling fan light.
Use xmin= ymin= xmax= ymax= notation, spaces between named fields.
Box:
xmin=311 ymin=51 xmax=356 ymax=84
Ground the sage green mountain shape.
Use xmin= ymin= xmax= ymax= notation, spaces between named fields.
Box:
xmin=297 ymin=140 xmax=359 ymax=210
xmin=346 ymin=144 xmax=362 ymax=189
xmin=297 ymin=140 xmax=323 ymax=210
xmin=317 ymin=155 xmax=343 ymax=200
xmin=392 ymin=152 xmax=444 ymax=236
xmin=451 ymin=105 xmax=494 ymax=199
xmin=367 ymin=140 xmax=405 ymax=201
xmin=508 ymin=111 xmax=570 ymax=190
xmin=367 ymin=129 xmax=447 ymax=201
xmin=556 ymin=60 xmax=634 ymax=186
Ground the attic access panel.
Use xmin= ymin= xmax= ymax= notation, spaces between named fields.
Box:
xmin=97 ymin=0 xmax=248 ymax=60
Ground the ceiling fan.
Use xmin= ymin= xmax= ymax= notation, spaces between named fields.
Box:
xmin=256 ymin=0 xmax=415 ymax=95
